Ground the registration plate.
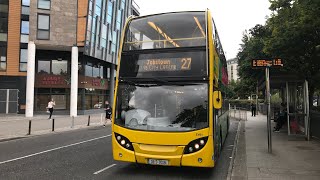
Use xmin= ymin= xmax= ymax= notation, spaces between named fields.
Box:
xmin=147 ymin=159 xmax=169 ymax=166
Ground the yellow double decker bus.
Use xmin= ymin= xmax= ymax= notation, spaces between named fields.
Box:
xmin=112 ymin=10 xmax=229 ymax=168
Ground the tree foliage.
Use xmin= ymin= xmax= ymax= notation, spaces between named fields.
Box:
xmin=237 ymin=0 xmax=320 ymax=102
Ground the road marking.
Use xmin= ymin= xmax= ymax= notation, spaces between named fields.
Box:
xmin=94 ymin=164 xmax=117 ymax=175
xmin=0 ymin=134 xmax=112 ymax=165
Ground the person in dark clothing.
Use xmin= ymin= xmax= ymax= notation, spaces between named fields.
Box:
xmin=274 ymin=103 xmax=287 ymax=132
xmin=104 ymin=101 xmax=112 ymax=127
xmin=251 ymin=103 xmax=256 ymax=117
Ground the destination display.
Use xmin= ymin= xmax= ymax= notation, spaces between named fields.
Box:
xmin=138 ymin=58 xmax=192 ymax=72
xmin=252 ymin=58 xmax=283 ymax=68
xmin=119 ymin=51 xmax=207 ymax=78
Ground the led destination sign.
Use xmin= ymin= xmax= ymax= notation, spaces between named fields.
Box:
xmin=138 ymin=58 xmax=192 ymax=72
xmin=252 ymin=58 xmax=283 ymax=68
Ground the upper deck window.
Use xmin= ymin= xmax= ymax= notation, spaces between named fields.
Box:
xmin=124 ymin=12 xmax=206 ymax=51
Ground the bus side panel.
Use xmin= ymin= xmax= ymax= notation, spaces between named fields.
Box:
xmin=112 ymin=135 xmax=136 ymax=163
xmin=219 ymin=112 xmax=229 ymax=144
xmin=181 ymin=135 xmax=214 ymax=167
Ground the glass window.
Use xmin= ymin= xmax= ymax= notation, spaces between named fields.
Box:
xmin=0 ymin=33 xmax=7 ymax=41
xmin=21 ymin=21 xmax=29 ymax=34
xmin=95 ymin=6 xmax=101 ymax=17
xmin=93 ymin=66 xmax=100 ymax=78
xmin=0 ymin=17 xmax=8 ymax=33
xmin=121 ymin=0 xmax=125 ymax=9
xmin=38 ymin=0 xmax=51 ymax=10
xmin=20 ymin=49 xmax=28 ymax=62
xmin=116 ymin=10 xmax=122 ymax=30
xmin=21 ymin=34 xmax=29 ymax=43
xmin=38 ymin=14 xmax=49 ymax=30
xmin=101 ymin=38 xmax=107 ymax=48
xmin=96 ymin=0 xmax=102 ymax=6
xmin=19 ymin=49 xmax=28 ymax=72
xmin=22 ymin=0 xmax=30 ymax=6
xmin=0 ymin=62 xmax=6 ymax=71
xmin=38 ymin=60 xmax=50 ymax=74
xmin=37 ymin=14 xmax=50 ymax=40
xmin=124 ymin=12 xmax=206 ymax=50
xmin=21 ymin=6 xmax=30 ymax=15
xmin=0 ymin=45 xmax=6 ymax=71
xmin=107 ymin=1 xmax=113 ymax=24
xmin=87 ymin=16 xmax=92 ymax=32
xmin=37 ymin=30 xmax=49 ymax=40
xmin=20 ymin=63 xmax=27 ymax=71
xmin=85 ymin=64 xmax=93 ymax=77
xmin=0 ymin=4 xmax=8 ymax=13
xmin=52 ymin=60 xmax=68 ymax=75
xmin=0 ymin=54 xmax=6 ymax=71
xmin=115 ymin=83 xmax=208 ymax=132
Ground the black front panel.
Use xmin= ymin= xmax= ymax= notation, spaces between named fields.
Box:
xmin=119 ymin=50 xmax=207 ymax=78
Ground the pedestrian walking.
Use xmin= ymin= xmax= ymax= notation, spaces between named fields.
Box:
xmin=251 ymin=103 xmax=256 ymax=117
xmin=47 ymin=99 xmax=55 ymax=119
xmin=104 ymin=101 xmax=112 ymax=127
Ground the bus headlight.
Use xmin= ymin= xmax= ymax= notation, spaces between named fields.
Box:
xmin=114 ymin=133 xmax=134 ymax=151
xmin=184 ymin=137 xmax=208 ymax=154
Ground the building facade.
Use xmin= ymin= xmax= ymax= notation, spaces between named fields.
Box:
xmin=227 ymin=58 xmax=239 ymax=83
xmin=0 ymin=0 xmax=139 ymax=115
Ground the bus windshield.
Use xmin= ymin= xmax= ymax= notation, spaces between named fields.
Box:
xmin=114 ymin=82 xmax=208 ymax=132
xmin=124 ymin=12 xmax=206 ymax=51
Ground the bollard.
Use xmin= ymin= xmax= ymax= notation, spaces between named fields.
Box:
xmin=87 ymin=115 xmax=90 ymax=126
xmin=27 ymin=120 xmax=32 ymax=135
xmin=100 ymin=113 xmax=103 ymax=124
xmin=71 ymin=116 xmax=74 ymax=128
xmin=52 ymin=119 xmax=55 ymax=131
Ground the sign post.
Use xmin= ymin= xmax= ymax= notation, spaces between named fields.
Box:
xmin=252 ymin=58 xmax=283 ymax=154
xmin=266 ymin=66 xmax=272 ymax=153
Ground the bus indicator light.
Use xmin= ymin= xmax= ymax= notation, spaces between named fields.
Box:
xmin=195 ymin=144 xmax=200 ymax=149
xmin=189 ymin=147 xmax=193 ymax=152
xmin=200 ymin=140 xmax=205 ymax=145
xmin=121 ymin=140 xmax=126 ymax=145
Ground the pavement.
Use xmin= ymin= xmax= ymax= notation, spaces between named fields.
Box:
xmin=0 ymin=113 xmax=110 ymax=141
xmin=0 ymin=119 xmax=240 ymax=180
xmin=230 ymin=112 xmax=320 ymax=180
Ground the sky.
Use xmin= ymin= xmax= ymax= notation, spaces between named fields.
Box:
xmin=134 ymin=0 xmax=271 ymax=60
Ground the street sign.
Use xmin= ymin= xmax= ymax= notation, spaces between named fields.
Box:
xmin=250 ymin=57 xmax=284 ymax=153
xmin=251 ymin=58 xmax=283 ymax=68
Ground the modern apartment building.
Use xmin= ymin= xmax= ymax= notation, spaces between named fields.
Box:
xmin=227 ymin=58 xmax=239 ymax=83
xmin=0 ymin=0 xmax=139 ymax=115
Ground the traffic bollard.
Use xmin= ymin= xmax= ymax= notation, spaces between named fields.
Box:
xmin=27 ymin=120 xmax=32 ymax=135
xmin=52 ymin=119 xmax=55 ymax=131
xmin=87 ymin=115 xmax=91 ymax=126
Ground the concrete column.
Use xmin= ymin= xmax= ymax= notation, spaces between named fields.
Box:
xmin=70 ymin=46 xmax=78 ymax=117
xmin=25 ymin=42 xmax=36 ymax=118
xmin=109 ymin=64 xmax=116 ymax=105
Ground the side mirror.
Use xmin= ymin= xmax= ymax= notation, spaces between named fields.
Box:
xmin=213 ymin=91 xmax=222 ymax=109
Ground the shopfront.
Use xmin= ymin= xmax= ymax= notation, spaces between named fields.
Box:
xmin=34 ymin=50 xmax=110 ymax=114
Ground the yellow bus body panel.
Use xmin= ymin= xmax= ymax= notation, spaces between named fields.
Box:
xmin=112 ymin=125 xmax=214 ymax=167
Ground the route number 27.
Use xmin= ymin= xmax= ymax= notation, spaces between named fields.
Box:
xmin=180 ymin=58 xmax=192 ymax=70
